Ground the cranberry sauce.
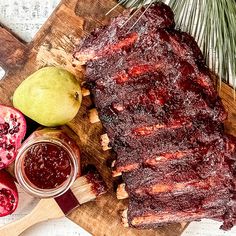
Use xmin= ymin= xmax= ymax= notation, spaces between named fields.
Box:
xmin=23 ymin=142 xmax=71 ymax=189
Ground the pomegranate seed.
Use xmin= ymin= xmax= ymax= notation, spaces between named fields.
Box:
xmin=6 ymin=153 xmax=12 ymax=160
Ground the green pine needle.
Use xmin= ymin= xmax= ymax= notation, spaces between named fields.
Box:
xmin=118 ymin=0 xmax=236 ymax=88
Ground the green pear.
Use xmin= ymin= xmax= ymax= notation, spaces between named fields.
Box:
xmin=13 ymin=67 xmax=82 ymax=127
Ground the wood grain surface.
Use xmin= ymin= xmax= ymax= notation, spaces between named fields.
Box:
xmin=0 ymin=0 xmax=235 ymax=235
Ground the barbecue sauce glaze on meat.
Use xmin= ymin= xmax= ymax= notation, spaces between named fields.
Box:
xmin=74 ymin=2 xmax=236 ymax=230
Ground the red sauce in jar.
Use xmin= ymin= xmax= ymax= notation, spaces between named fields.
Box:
xmin=23 ymin=142 xmax=71 ymax=189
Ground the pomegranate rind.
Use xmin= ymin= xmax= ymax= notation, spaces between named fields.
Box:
xmin=0 ymin=105 xmax=27 ymax=169
xmin=0 ymin=170 xmax=18 ymax=217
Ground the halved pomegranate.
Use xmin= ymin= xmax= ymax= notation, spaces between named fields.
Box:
xmin=0 ymin=170 xmax=18 ymax=216
xmin=0 ymin=105 xmax=26 ymax=169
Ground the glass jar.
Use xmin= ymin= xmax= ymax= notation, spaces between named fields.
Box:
xmin=15 ymin=128 xmax=80 ymax=198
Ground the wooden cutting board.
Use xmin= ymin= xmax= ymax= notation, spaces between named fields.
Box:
xmin=0 ymin=0 xmax=236 ymax=235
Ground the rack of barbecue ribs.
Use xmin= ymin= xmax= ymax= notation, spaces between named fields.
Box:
xmin=74 ymin=2 xmax=236 ymax=230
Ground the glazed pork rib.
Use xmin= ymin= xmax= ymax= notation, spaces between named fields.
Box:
xmin=119 ymin=136 xmax=235 ymax=200
xmin=75 ymin=2 xmax=236 ymax=230
xmin=74 ymin=3 xmax=175 ymax=64
xmin=124 ymin=196 xmax=230 ymax=229
xmin=112 ymin=120 xmax=225 ymax=175
xmin=121 ymin=164 xmax=231 ymax=199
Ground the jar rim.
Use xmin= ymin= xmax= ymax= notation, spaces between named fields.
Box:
xmin=15 ymin=136 xmax=79 ymax=198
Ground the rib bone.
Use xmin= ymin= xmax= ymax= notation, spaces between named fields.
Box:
xmin=101 ymin=134 xmax=112 ymax=151
xmin=117 ymin=183 xmax=129 ymax=200
xmin=89 ymin=108 xmax=100 ymax=123
xmin=121 ymin=209 xmax=129 ymax=227
xmin=81 ymin=87 xmax=90 ymax=96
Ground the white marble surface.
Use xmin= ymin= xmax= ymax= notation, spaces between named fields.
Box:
xmin=0 ymin=0 xmax=235 ymax=235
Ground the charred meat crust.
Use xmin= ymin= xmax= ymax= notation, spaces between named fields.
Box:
xmin=74 ymin=2 xmax=236 ymax=230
